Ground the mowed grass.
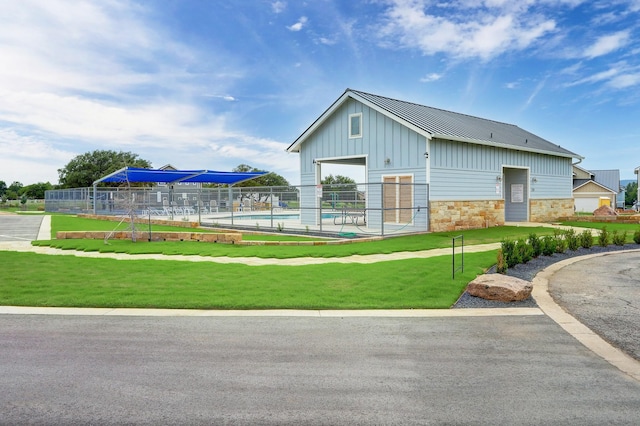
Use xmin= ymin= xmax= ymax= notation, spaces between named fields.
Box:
xmin=560 ymin=221 xmax=640 ymax=243
xmin=0 ymin=250 xmax=496 ymax=309
xmin=48 ymin=214 xmax=322 ymax=242
xmin=36 ymin=214 xmax=560 ymax=258
xmin=0 ymin=215 xmax=573 ymax=309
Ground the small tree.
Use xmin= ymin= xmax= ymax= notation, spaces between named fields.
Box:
xmin=625 ymin=182 xmax=638 ymax=207
xmin=528 ymin=233 xmax=543 ymax=258
xmin=598 ymin=227 xmax=610 ymax=247
xmin=496 ymin=248 xmax=507 ymax=274
xmin=580 ymin=230 xmax=593 ymax=249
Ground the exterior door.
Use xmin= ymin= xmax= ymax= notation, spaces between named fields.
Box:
xmin=504 ymin=168 xmax=528 ymax=222
xmin=383 ymin=175 xmax=413 ymax=223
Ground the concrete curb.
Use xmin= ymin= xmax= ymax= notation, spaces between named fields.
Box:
xmin=0 ymin=305 xmax=543 ymax=317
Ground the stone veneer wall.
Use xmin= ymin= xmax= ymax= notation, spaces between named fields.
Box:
xmin=529 ymin=199 xmax=574 ymax=223
xmin=430 ymin=200 xmax=505 ymax=232
xmin=430 ymin=198 xmax=574 ymax=232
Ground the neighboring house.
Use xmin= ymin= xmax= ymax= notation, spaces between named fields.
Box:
xmin=635 ymin=166 xmax=640 ymax=211
xmin=287 ymin=89 xmax=582 ymax=232
xmin=572 ymin=166 xmax=620 ymax=212
xmin=157 ymin=164 xmax=202 ymax=188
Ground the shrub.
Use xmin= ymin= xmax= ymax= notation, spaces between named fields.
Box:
xmin=598 ymin=227 xmax=610 ymax=247
xmin=542 ymin=235 xmax=556 ymax=256
xmin=501 ymin=240 xmax=519 ymax=268
xmin=554 ymin=230 xmax=567 ymax=253
xmin=496 ymin=248 xmax=507 ymax=274
xmin=612 ymin=230 xmax=627 ymax=246
xmin=634 ymin=229 xmax=640 ymax=245
xmin=564 ymin=229 xmax=579 ymax=251
xmin=580 ymin=230 xmax=593 ymax=249
xmin=516 ymin=239 xmax=533 ymax=264
xmin=528 ymin=233 xmax=543 ymax=258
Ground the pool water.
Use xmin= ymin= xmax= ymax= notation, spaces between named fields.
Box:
xmin=226 ymin=213 xmax=339 ymax=220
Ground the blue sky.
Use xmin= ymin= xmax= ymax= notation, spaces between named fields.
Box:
xmin=1 ymin=0 xmax=639 ymax=186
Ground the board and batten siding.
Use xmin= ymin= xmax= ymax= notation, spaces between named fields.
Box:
xmin=299 ymin=99 xmax=427 ymax=181
xmin=429 ymin=139 xmax=573 ymax=200
xmin=297 ymin=98 xmax=428 ymax=228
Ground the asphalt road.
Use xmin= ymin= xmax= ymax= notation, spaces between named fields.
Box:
xmin=1 ymin=214 xmax=640 ymax=424
xmin=0 ymin=213 xmax=44 ymax=241
xmin=1 ymin=315 xmax=639 ymax=425
xmin=549 ymin=251 xmax=640 ymax=361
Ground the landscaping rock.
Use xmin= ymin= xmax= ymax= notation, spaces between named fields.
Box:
xmin=466 ymin=275 xmax=533 ymax=302
xmin=593 ymin=205 xmax=617 ymax=216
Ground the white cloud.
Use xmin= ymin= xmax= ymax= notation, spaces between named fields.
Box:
xmin=377 ymin=0 xmax=559 ymax=60
xmin=567 ymin=67 xmax=622 ymax=86
xmin=318 ymin=37 xmax=337 ymax=45
xmin=564 ymin=62 xmax=640 ymax=90
xmin=420 ymin=73 xmax=443 ymax=82
xmin=287 ymin=16 xmax=308 ymax=32
xmin=583 ymin=30 xmax=631 ymax=59
xmin=608 ymin=72 xmax=640 ymax=89
xmin=0 ymin=1 xmax=291 ymax=185
xmin=272 ymin=1 xmax=286 ymax=14
xmin=0 ymin=129 xmax=76 ymax=183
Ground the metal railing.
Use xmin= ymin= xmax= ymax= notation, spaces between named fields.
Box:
xmin=452 ymin=235 xmax=464 ymax=279
xmin=45 ymin=182 xmax=429 ymax=237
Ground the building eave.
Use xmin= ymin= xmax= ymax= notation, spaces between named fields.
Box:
xmin=432 ymin=134 xmax=582 ymax=160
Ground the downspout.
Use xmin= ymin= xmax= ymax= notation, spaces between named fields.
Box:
xmin=425 ymin=135 xmax=431 ymax=232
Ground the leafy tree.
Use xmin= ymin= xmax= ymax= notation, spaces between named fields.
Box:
xmin=230 ymin=164 xmax=290 ymax=188
xmin=22 ymin=182 xmax=53 ymax=199
xmin=0 ymin=180 xmax=6 ymax=197
xmin=625 ymin=182 xmax=638 ymax=207
xmin=214 ymin=164 xmax=294 ymax=204
xmin=321 ymin=174 xmax=356 ymax=186
xmin=8 ymin=181 xmax=23 ymax=194
xmin=321 ymin=174 xmax=358 ymax=205
xmin=57 ymin=150 xmax=152 ymax=188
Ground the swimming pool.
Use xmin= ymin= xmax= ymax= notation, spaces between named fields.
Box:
xmin=222 ymin=213 xmax=339 ymax=220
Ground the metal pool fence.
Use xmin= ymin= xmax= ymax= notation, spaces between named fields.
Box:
xmin=45 ymin=182 xmax=429 ymax=237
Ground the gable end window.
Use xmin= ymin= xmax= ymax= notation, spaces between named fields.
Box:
xmin=349 ymin=113 xmax=362 ymax=139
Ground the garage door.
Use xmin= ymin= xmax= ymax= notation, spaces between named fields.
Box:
xmin=574 ymin=197 xmax=598 ymax=213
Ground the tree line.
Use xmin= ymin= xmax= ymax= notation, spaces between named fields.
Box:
xmin=2 ymin=149 xmax=355 ymax=201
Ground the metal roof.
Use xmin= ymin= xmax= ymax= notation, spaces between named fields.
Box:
xmin=287 ymin=89 xmax=581 ymax=159
xmin=589 ymin=169 xmax=621 ymax=193
xmin=94 ymin=167 xmax=268 ymax=185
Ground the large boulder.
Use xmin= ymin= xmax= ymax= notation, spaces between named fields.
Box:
xmin=593 ymin=205 xmax=617 ymax=216
xmin=466 ymin=275 xmax=533 ymax=302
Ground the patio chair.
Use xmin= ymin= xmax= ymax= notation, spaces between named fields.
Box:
xmin=209 ymin=200 xmax=218 ymax=213
xmin=183 ymin=199 xmax=195 ymax=215
xmin=162 ymin=199 xmax=172 ymax=215
xmin=170 ymin=201 xmax=182 ymax=215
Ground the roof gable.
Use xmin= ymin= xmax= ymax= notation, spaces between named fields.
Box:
xmin=287 ymin=89 xmax=581 ymax=160
xmin=573 ymin=180 xmax=616 ymax=194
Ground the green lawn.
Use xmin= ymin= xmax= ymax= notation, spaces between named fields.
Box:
xmin=0 ymin=215 xmax=605 ymax=310
xmin=0 ymin=250 xmax=496 ymax=309
xmin=560 ymin=221 xmax=640 ymax=243
xmin=48 ymin=214 xmax=321 ymax=242
xmin=36 ymin=214 xmax=560 ymax=258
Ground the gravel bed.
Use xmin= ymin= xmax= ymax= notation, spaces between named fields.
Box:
xmin=452 ymin=244 xmax=639 ymax=309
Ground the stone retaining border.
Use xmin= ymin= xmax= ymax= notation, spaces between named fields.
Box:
xmin=56 ymin=231 xmax=242 ymax=244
